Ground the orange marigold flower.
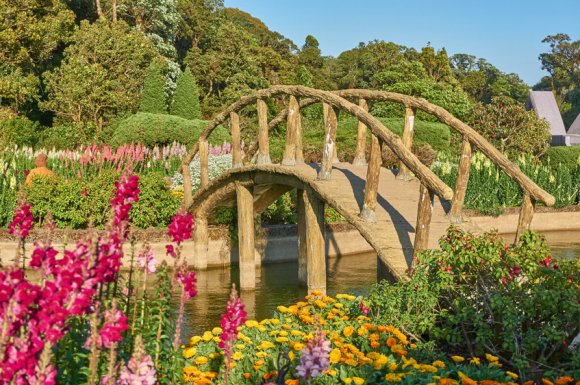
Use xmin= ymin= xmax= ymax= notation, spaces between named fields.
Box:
xmin=286 ymin=380 xmax=300 ymax=385
xmin=263 ymin=373 xmax=272 ymax=380
xmin=370 ymin=341 xmax=380 ymax=349
xmin=386 ymin=337 xmax=397 ymax=347
xmin=555 ymin=377 xmax=574 ymax=385
xmin=523 ymin=381 xmax=534 ymax=385
xmin=461 ymin=377 xmax=478 ymax=385
xmin=243 ymin=373 xmax=251 ymax=379
xmin=541 ymin=380 xmax=554 ymax=385
xmin=438 ymin=379 xmax=455 ymax=385
xmin=343 ymin=326 xmax=355 ymax=337
xmin=479 ymin=381 xmax=501 ymax=385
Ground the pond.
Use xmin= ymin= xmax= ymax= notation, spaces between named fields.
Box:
xmin=180 ymin=245 xmax=580 ymax=338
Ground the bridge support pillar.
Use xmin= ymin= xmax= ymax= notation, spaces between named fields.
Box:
xmin=256 ymin=99 xmax=271 ymax=165
xmin=396 ymin=107 xmax=416 ymax=181
xmin=352 ymin=98 xmax=368 ymax=166
xmin=514 ymin=193 xmax=535 ymax=244
xmin=319 ymin=104 xmax=338 ymax=180
xmin=360 ymin=134 xmax=382 ymax=222
xmin=193 ymin=215 xmax=208 ymax=270
xmin=296 ymin=188 xmax=326 ymax=294
xmin=236 ymin=182 xmax=256 ymax=290
xmin=449 ymin=137 xmax=471 ymax=223
xmin=413 ymin=183 xmax=434 ymax=264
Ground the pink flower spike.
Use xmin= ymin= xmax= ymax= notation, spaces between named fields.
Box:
xmin=9 ymin=203 xmax=34 ymax=238
xmin=177 ymin=270 xmax=197 ymax=299
xmin=167 ymin=209 xmax=194 ymax=245
xmin=137 ymin=246 xmax=157 ymax=274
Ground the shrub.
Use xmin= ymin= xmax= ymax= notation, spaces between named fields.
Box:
xmin=470 ymin=96 xmax=551 ymax=157
xmin=543 ymin=146 xmax=580 ymax=170
xmin=36 ymin=124 xmax=83 ymax=149
xmin=24 ymin=171 xmax=179 ymax=229
xmin=418 ymin=228 xmax=580 ymax=376
xmin=0 ymin=117 xmax=41 ymax=147
xmin=111 ymin=112 xmax=229 ymax=147
xmin=170 ymin=66 xmax=201 ymax=120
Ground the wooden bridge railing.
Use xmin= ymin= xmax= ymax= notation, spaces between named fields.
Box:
xmin=240 ymin=89 xmax=555 ymax=241
xmin=181 ymin=86 xmax=555 ymax=285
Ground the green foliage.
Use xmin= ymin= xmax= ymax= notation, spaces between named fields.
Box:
xmin=42 ymin=19 xmax=157 ymax=136
xmin=24 ymin=171 xmax=179 ymax=229
xmin=140 ymin=60 xmax=168 ymax=114
xmin=111 ymin=112 xmax=229 ymax=147
xmin=36 ymin=124 xmax=83 ymax=149
xmin=260 ymin=191 xmax=297 ymax=224
xmin=434 ymin=152 xmax=579 ymax=213
xmin=170 ymin=67 xmax=201 ymax=119
xmin=130 ymin=172 xmax=181 ymax=229
xmin=543 ymin=146 xmax=580 ymax=170
xmin=470 ymin=96 xmax=551 ymax=157
xmin=0 ymin=117 xmax=42 ymax=147
xmin=419 ymin=228 xmax=580 ymax=374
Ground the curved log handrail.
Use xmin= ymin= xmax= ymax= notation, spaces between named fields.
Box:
xmin=243 ymin=89 xmax=555 ymax=207
xmin=181 ymin=85 xmax=454 ymax=207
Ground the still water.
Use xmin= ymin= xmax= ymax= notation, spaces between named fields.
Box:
xmin=180 ymin=246 xmax=579 ymax=338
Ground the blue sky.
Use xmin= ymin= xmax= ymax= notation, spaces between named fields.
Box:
xmin=224 ymin=0 xmax=579 ymax=86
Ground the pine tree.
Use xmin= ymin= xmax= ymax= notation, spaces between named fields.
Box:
xmin=139 ymin=60 xmax=167 ymax=114
xmin=170 ymin=66 xmax=201 ymax=120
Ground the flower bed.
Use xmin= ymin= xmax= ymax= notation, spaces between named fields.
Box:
xmin=181 ymin=292 xmax=578 ymax=385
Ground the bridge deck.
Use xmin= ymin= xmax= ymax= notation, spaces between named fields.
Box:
xmin=260 ymin=162 xmax=450 ymax=277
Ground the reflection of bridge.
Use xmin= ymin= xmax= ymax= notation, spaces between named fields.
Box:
xmin=181 ymin=86 xmax=555 ymax=293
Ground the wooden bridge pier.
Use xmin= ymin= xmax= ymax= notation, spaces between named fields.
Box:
xmin=297 ymin=188 xmax=326 ymax=294
xmin=236 ymin=182 xmax=256 ymax=290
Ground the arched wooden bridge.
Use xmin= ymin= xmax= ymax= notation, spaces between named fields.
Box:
xmin=180 ymin=86 xmax=555 ymax=293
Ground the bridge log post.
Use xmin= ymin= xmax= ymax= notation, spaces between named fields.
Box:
xmin=514 ymin=193 xmax=535 ymax=244
xmin=296 ymin=189 xmax=307 ymax=284
xmin=256 ymin=99 xmax=271 ymax=165
xmin=360 ymin=134 xmax=382 ymax=222
xmin=413 ymin=183 xmax=435 ymax=264
xmin=236 ymin=182 xmax=256 ymax=290
xmin=352 ymin=98 xmax=368 ymax=166
xmin=199 ymin=139 xmax=209 ymax=188
xmin=297 ymin=188 xmax=326 ymax=294
xmin=293 ymin=97 xmax=304 ymax=164
xmin=193 ymin=215 xmax=208 ymax=270
xmin=231 ymin=111 xmax=243 ymax=168
xmin=319 ymin=104 xmax=338 ymax=180
xmin=282 ymin=96 xmax=299 ymax=165
xmin=449 ymin=137 xmax=472 ymax=223
xmin=397 ymin=106 xmax=416 ymax=181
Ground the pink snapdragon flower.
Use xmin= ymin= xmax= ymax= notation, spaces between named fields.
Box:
xmin=167 ymin=209 xmax=194 ymax=245
xmin=177 ymin=270 xmax=197 ymax=299
xmin=219 ymin=284 xmax=247 ymax=350
xmin=114 ymin=336 xmax=156 ymax=385
xmin=9 ymin=203 xmax=33 ymax=238
xmin=137 ymin=246 xmax=157 ymax=274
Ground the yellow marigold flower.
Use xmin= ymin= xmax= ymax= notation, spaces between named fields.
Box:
xmin=245 ymin=320 xmax=259 ymax=328
xmin=258 ymin=326 xmax=267 ymax=333
xmin=256 ymin=351 xmax=268 ymax=358
xmin=343 ymin=378 xmax=353 ymax=384
xmin=282 ymin=324 xmax=291 ymax=330
xmin=322 ymin=296 xmax=336 ymax=303
xmin=195 ymin=356 xmax=208 ymax=365
xmin=410 ymin=343 xmax=417 ymax=348
xmin=357 ymin=326 xmax=368 ymax=336
xmin=402 ymin=357 xmax=417 ymax=369
xmin=292 ymin=342 xmax=305 ymax=351
xmin=276 ymin=336 xmax=289 ymax=343
xmin=345 ymin=358 xmax=358 ymax=366
xmin=260 ymin=319 xmax=270 ymax=325
xmin=343 ymin=326 xmax=355 ymax=337
xmin=336 ymin=294 xmax=356 ymax=301
xmin=352 ymin=377 xmax=365 ymax=385
xmin=288 ymin=351 xmax=295 ymax=360
xmin=296 ymin=301 xmax=308 ymax=307
xmin=212 ymin=336 xmax=220 ymax=343
xmin=182 ymin=347 xmax=196 ymax=358
xmin=485 ymin=353 xmax=499 ymax=362
xmin=211 ymin=327 xmax=222 ymax=335
xmin=385 ymin=373 xmax=402 ymax=383
xmin=208 ymin=353 xmax=219 ymax=359
xmin=269 ymin=330 xmax=279 ymax=336
xmin=329 ymin=348 xmax=341 ymax=364
xmin=201 ymin=331 xmax=213 ymax=342
xmin=277 ymin=305 xmax=289 ymax=313
xmin=334 ymin=303 xmax=344 ymax=309
xmin=489 ymin=361 xmax=502 ymax=368
xmin=285 ymin=379 xmax=300 ymax=385
xmin=231 ymin=351 xmax=243 ymax=361
xmin=183 ymin=366 xmax=198 ymax=374
xmin=189 ymin=336 xmax=202 ymax=346
xmin=420 ymin=364 xmax=439 ymax=373
xmin=327 ymin=369 xmax=337 ymax=376
xmin=258 ymin=341 xmax=275 ymax=350
xmin=270 ymin=319 xmax=280 ymax=325
xmin=555 ymin=376 xmax=574 ymax=385
xmin=279 ymin=331 xmax=288 ymax=337
xmin=506 ymin=372 xmax=518 ymax=380
xmin=388 ymin=362 xmax=398 ymax=371
xmin=288 ymin=305 xmax=299 ymax=314
xmin=229 ymin=362 xmax=236 ymax=369
xmin=314 ymin=299 xmax=327 ymax=309
xmin=432 ymin=360 xmax=445 ymax=368
xmin=469 ymin=357 xmax=480 ymax=365
xmin=451 ymin=356 xmax=465 ymax=363
xmin=541 ymin=379 xmax=554 ymax=385
xmin=235 ymin=344 xmax=245 ymax=350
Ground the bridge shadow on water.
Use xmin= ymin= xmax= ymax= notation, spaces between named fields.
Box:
xmin=306 ymin=164 xmax=415 ymax=271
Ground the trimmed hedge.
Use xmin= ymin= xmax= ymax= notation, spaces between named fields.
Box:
xmin=269 ymin=116 xmax=451 ymax=161
xmin=110 ymin=112 xmax=229 ymax=147
xmin=543 ymin=146 xmax=580 ymax=170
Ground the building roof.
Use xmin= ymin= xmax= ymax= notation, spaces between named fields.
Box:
xmin=527 ymin=91 xmax=567 ymax=136
xmin=569 ymin=113 xmax=580 ymax=135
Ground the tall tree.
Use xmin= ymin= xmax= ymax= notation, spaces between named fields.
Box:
xmin=140 ymin=60 xmax=168 ymax=114
xmin=42 ymin=19 xmax=156 ymax=136
xmin=170 ymin=67 xmax=201 ymax=119
xmin=539 ymin=33 xmax=580 ymax=94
